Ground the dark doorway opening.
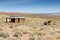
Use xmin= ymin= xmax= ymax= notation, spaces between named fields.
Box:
xmin=11 ymin=18 xmax=15 ymax=23
xmin=18 ymin=18 xmax=20 ymax=23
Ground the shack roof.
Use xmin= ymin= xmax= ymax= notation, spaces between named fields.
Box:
xmin=7 ymin=16 xmax=25 ymax=19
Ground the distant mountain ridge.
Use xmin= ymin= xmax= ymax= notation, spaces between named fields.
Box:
xmin=0 ymin=12 xmax=60 ymax=17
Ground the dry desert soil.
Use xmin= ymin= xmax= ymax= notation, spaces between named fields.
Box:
xmin=0 ymin=12 xmax=60 ymax=40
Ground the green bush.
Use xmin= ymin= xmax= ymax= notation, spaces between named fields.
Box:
xmin=0 ymin=32 xmax=9 ymax=38
xmin=29 ymin=38 xmax=35 ymax=40
xmin=13 ymin=31 xmax=22 ymax=37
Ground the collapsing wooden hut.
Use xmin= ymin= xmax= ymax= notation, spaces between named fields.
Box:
xmin=6 ymin=16 xmax=25 ymax=24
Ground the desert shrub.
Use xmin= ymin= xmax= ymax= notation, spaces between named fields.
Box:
xmin=13 ymin=31 xmax=22 ymax=37
xmin=48 ymin=20 xmax=52 ymax=23
xmin=32 ymin=27 xmax=37 ymax=29
xmin=29 ymin=38 xmax=35 ymax=40
xmin=9 ymin=23 xmax=13 ymax=28
xmin=43 ymin=20 xmax=52 ymax=26
xmin=56 ymin=36 xmax=60 ymax=39
xmin=43 ymin=22 xmax=47 ymax=25
xmin=29 ymin=34 xmax=34 ymax=37
xmin=0 ymin=37 xmax=4 ymax=40
xmin=23 ymin=31 xmax=28 ymax=34
xmin=40 ymin=28 xmax=44 ymax=30
xmin=36 ymin=32 xmax=45 ymax=36
xmin=37 ymin=33 xmax=42 ymax=36
xmin=9 ymin=26 xmax=13 ymax=28
xmin=0 ymin=32 xmax=9 ymax=38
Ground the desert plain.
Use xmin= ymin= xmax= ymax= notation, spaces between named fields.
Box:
xmin=0 ymin=12 xmax=60 ymax=40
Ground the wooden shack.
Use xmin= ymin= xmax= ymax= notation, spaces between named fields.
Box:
xmin=6 ymin=16 xmax=25 ymax=24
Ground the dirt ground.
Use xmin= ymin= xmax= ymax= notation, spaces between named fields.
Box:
xmin=0 ymin=15 xmax=60 ymax=40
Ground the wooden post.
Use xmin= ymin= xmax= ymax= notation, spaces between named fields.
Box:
xmin=15 ymin=18 xmax=18 ymax=23
xmin=20 ymin=18 xmax=25 ymax=24
xmin=6 ymin=18 xmax=7 ymax=23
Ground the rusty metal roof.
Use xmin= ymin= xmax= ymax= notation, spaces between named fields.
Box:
xmin=7 ymin=16 xmax=25 ymax=18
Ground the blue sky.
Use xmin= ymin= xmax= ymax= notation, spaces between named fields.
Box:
xmin=0 ymin=0 xmax=60 ymax=13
